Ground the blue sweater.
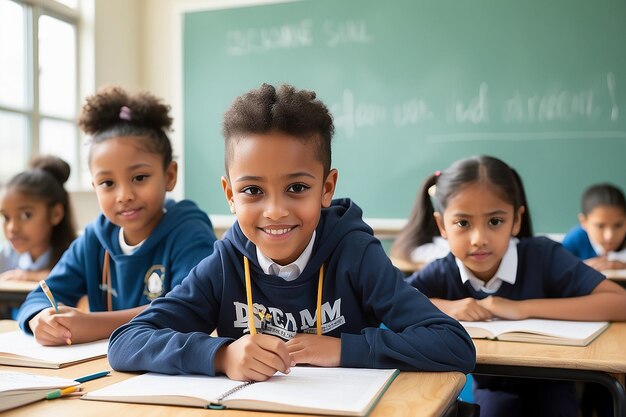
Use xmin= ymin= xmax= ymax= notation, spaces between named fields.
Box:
xmin=406 ymin=237 xmax=604 ymax=301
xmin=562 ymin=225 xmax=598 ymax=260
xmin=108 ymin=198 xmax=476 ymax=375
xmin=18 ymin=199 xmax=216 ymax=331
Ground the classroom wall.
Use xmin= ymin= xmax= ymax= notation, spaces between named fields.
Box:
xmin=180 ymin=0 xmax=626 ymax=234
xmin=72 ymin=0 xmax=281 ymax=231
xmin=71 ymin=0 xmax=189 ymax=230
xmin=84 ymin=0 xmax=626 ymax=236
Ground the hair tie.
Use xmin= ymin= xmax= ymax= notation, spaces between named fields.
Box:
xmin=119 ymin=106 xmax=132 ymax=121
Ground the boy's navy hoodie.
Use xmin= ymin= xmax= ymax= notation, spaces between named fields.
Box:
xmin=18 ymin=199 xmax=216 ymax=331
xmin=108 ymin=199 xmax=476 ymax=375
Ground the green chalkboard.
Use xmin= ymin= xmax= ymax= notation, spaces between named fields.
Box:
xmin=183 ymin=0 xmax=626 ymax=233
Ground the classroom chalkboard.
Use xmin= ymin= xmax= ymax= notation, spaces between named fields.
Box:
xmin=183 ymin=0 xmax=626 ymax=233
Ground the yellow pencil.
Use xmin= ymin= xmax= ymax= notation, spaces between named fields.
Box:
xmin=38 ymin=280 xmax=72 ymax=345
xmin=45 ymin=385 xmax=81 ymax=400
xmin=39 ymin=280 xmax=59 ymax=313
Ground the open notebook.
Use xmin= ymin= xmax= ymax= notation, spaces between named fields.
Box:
xmin=459 ymin=319 xmax=609 ymax=346
xmin=83 ymin=367 xmax=399 ymax=416
xmin=0 ymin=371 xmax=79 ymax=411
xmin=0 ymin=331 xmax=108 ymax=368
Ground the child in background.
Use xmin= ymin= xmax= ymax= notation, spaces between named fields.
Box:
xmin=108 ymin=83 xmax=475 ymax=381
xmin=17 ymin=86 xmax=217 ymax=345
xmin=405 ymin=155 xmax=626 ymax=417
xmin=562 ymin=183 xmax=626 ymax=417
xmin=0 ymin=155 xmax=76 ymax=282
xmin=562 ymin=183 xmax=626 ymax=271
xmin=391 ymin=175 xmax=450 ymax=266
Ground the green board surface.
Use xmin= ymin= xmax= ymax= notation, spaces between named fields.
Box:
xmin=183 ymin=0 xmax=626 ymax=232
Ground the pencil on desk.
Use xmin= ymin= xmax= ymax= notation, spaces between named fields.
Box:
xmin=38 ymin=280 xmax=72 ymax=345
xmin=45 ymin=385 xmax=82 ymax=400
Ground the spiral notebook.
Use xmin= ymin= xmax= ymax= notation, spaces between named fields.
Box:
xmin=83 ymin=367 xmax=399 ymax=416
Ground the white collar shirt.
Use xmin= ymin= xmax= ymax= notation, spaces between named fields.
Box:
xmin=456 ymin=238 xmax=519 ymax=293
xmin=256 ymin=231 xmax=316 ymax=281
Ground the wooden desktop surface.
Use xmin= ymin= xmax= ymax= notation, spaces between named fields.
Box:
xmin=1 ymin=320 xmax=465 ymax=417
xmin=389 ymin=256 xmax=424 ymax=275
xmin=0 ymin=281 xmax=38 ymax=293
xmin=472 ymin=321 xmax=626 ymax=415
xmin=473 ymin=322 xmax=626 ymax=375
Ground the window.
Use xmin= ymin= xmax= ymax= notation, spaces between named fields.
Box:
xmin=0 ymin=0 xmax=81 ymax=188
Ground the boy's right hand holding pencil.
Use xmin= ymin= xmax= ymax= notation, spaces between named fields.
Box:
xmin=214 ymin=334 xmax=293 ymax=382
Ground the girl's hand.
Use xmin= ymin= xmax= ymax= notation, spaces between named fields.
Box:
xmin=0 ymin=269 xmax=48 ymax=282
xmin=586 ymin=257 xmax=626 ymax=271
xmin=477 ymin=296 xmax=528 ymax=320
xmin=584 ymin=256 xmax=618 ymax=271
xmin=29 ymin=306 xmax=109 ymax=346
xmin=214 ymin=334 xmax=292 ymax=382
xmin=437 ymin=297 xmax=493 ymax=321
xmin=606 ymin=260 xmax=626 ymax=270
xmin=28 ymin=306 xmax=74 ymax=346
xmin=286 ymin=334 xmax=341 ymax=367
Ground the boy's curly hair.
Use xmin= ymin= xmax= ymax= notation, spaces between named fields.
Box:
xmin=222 ymin=83 xmax=334 ymax=176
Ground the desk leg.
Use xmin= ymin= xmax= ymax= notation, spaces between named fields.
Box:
xmin=474 ymin=364 xmax=625 ymax=417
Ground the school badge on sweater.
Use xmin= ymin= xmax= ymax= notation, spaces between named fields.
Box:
xmin=143 ymin=265 xmax=166 ymax=300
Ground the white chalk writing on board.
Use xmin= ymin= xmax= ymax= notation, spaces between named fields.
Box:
xmin=226 ymin=19 xmax=314 ymax=56
xmin=330 ymin=73 xmax=620 ymax=140
xmin=323 ymin=19 xmax=372 ymax=47
xmin=225 ymin=18 xmax=372 ymax=56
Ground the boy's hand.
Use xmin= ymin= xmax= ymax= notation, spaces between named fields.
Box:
xmin=28 ymin=306 xmax=75 ymax=346
xmin=215 ymin=334 xmax=292 ymax=382
xmin=477 ymin=296 xmax=528 ymax=320
xmin=440 ymin=297 xmax=493 ymax=321
xmin=286 ymin=334 xmax=341 ymax=367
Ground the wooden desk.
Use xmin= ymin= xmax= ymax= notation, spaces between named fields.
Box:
xmin=389 ymin=256 xmax=424 ymax=275
xmin=1 ymin=318 xmax=465 ymax=417
xmin=473 ymin=322 xmax=626 ymax=416
xmin=1 ymin=359 xmax=465 ymax=417
xmin=0 ymin=281 xmax=36 ymax=319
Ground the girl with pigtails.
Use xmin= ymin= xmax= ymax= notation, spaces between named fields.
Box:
xmin=18 ymin=86 xmax=217 ymax=346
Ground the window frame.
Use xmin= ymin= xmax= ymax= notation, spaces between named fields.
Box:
xmin=0 ymin=0 xmax=82 ymax=187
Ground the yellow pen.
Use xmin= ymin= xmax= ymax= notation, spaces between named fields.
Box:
xmin=38 ymin=280 xmax=72 ymax=345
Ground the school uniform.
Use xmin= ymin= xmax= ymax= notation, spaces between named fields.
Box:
xmin=108 ymin=198 xmax=476 ymax=375
xmin=0 ymin=244 xmax=51 ymax=273
xmin=1 ymin=244 xmax=53 ymax=320
xmin=563 ymin=225 xmax=626 ymax=262
xmin=17 ymin=199 xmax=216 ymax=331
xmin=406 ymin=236 xmax=606 ymax=417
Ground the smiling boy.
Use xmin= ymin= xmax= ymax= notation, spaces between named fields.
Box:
xmin=108 ymin=83 xmax=475 ymax=381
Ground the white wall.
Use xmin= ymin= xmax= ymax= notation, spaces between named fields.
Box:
xmin=75 ymin=0 xmax=289 ymax=230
